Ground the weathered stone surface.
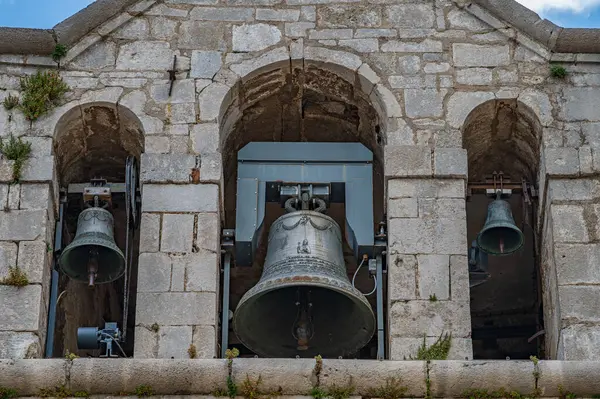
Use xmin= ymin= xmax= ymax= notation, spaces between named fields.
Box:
xmin=384 ymin=146 xmax=431 ymax=177
xmin=172 ymin=251 xmax=218 ymax=292
xmin=145 ymin=136 xmax=170 ymax=154
xmin=113 ymin=18 xmax=150 ymax=40
xmin=170 ymin=103 xmax=197 ymax=124
xmin=0 ymin=242 xmax=18 ymax=281
xmin=390 ymin=300 xmax=471 ymax=337
xmin=16 ymin=241 xmax=48 ymax=285
xmin=198 ymin=83 xmax=230 ymax=121
xmin=161 ymin=214 xmax=195 ymax=253
xmin=388 ymin=217 xmax=467 ymax=255
xmin=557 ymin=328 xmax=600 ymax=361
xmin=446 ymin=91 xmax=495 ymax=128
xmin=456 ymin=68 xmax=493 ymax=85
xmin=551 ymin=205 xmax=589 ymax=243
xmin=0 ymin=332 xmax=41 ymax=358
xmin=141 ymin=154 xmax=197 ymax=183
xmin=233 ymin=24 xmax=283 ymax=52
xmin=191 ymin=51 xmax=222 ymax=79
xmin=434 ymin=148 xmax=468 ymax=178
xmin=388 ymin=254 xmax=417 ymax=301
xmin=453 ymin=44 xmax=510 ymax=67
xmin=404 ymin=88 xmax=446 ymax=118
xmin=555 ymin=244 xmax=600 ymax=284
xmin=388 ymin=179 xmax=465 ymax=199
xmin=196 ymin=212 xmax=220 ymax=252
xmin=0 ymin=359 xmax=67 ymax=394
xmin=192 ymin=325 xmax=217 ymax=358
xmin=390 ymin=337 xmax=473 ymax=361
xmin=140 ymin=213 xmax=161 ymax=253
xmin=559 ymin=285 xmax=600 ymax=322
xmin=548 ymin=179 xmax=600 ymax=202
xmin=319 ymin=5 xmax=381 ymax=27
xmin=338 ymin=39 xmax=379 ymax=52
xmin=559 ymin=87 xmax=600 ymax=122
xmin=199 ymin=153 xmax=223 ymax=182
xmin=20 ymin=156 xmax=55 ymax=183
xmin=71 ymin=41 xmax=117 ymax=70
xmin=450 ymin=255 xmax=470 ymax=303
xmin=417 ymin=254 xmax=449 ymax=300
xmin=257 ymin=8 xmax=300 ymax=21
xmin=116 ymin=41 xmax=175 ymax=70
xmin=142 ymin=184 xmax=219 ymax=213
xmin=190 ymin=7 xmax=253 ymax=21
xmin=149 ymin=16 xmax=178 ymax=40
xmin=381 ymin=39 xmax=442 ymax=53
xmin=151 ymin=79 xmax=195 ymax=103
xmin=0 ymin=285 xmax=43 ymax=331
xmin=158 ymin=326 xmax=193 ymax=359
xmin=20 ymin=184 xmax=51 ymax=210
xmin=137 ymin=252 xmax=172 ymax=293
xmin=447 ymin=9 xmax=489 ymax=31
xmin=179 ymin=21 xmax=226 ymax=50
xmin=544 ymin=147 xmax=580 ymax=176
xmin=0 ymin=210 xmax=47 ymax=241
xmin=388 ymin=198 xmax=418 ymax=218
xmin=384 ymin=4 xmax=434 ymax=28
xmin=136 ymin=291 xmax=216 ymax=326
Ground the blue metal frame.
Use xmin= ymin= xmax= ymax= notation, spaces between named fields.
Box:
xmin=235 ymin=142 xmax=376 ymax=266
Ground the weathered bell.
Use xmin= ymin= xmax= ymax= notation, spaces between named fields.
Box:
xmin=477 ymin=199 xmax=524 ymax=256
xmin=233 ymin=210 xmax=376 ymax=358
xmin=58 ymin=207 xmax=125 ymax=286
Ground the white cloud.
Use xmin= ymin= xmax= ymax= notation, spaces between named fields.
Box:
xmin=515 ymin=0 xmax=600 ymax=13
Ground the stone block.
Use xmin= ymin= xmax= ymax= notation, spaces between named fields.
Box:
xmin=356 ymin=28 xmax=396 ymax=38
xmin=7 ymin=184 xmax=19 ymax=210
xmin=450 ymin=255 xmax=470 ymax=303
xmin=559 ymin=285 xmax=600 ymax=323
xmin=233 ymin=24 xmax=283 ymax=52
xmin=20 ymin=156 xmax=55 ymax=183
xmin=136 ymin=292 xmax=216 ymax=325
xmin=145 ymin=136 xmax=170 ymax=154
xmin=257 ymin=8 xmax=300 ymax=21
xmin=446 ymin=91 xmax=495 ymax=129
xmin=388 ymin=198 xmax=418 ymax=218
xmin=170 ymin=103 xmax=197 ymax=124
xmin=171 ymin=251 xmax=218 ymax=292
xmin=0 ymin=210 xmax=47 ymax=241
xmin=544 ymin=147 xmax=580 ymax=176
xmin=555 ymin=243 xmax=600 ymax=284
xmin=231 ymin=359 xmax=315 ymax=395
xmin=384 ymin=146 xmax=431 ymax=177
xmin=142 ymin=184 xmax=219 ymax=213
xmin=285 ymin=22 xmax=315 ymax=37
xmin=556 ymin=327 xmax=600 ymax=362
xmin=192 ymin=325 xmax=217 ymax=358
xmin=140 ymin=213 xmax=160 ymax=253
xmin=190 ymin=6 xmax=253 ymax=21
xmin=388 ymin=179 xmax=465 ymax=199
xmin=192 ymin=124 xmax=220 ymax=154
xmin=196 ymin=212 xmax=220 ymax=252
xmin=338 ymin=39 xmax=379 ymax=52
xmin=453 ymin=44 xmax=510 ymax=67
xmin=384 ymin=4 xmax=434 ymax=28
xmin=388 ymin=218 xmax=467 ymax=255
xmin=456 ymin=68 xmax=493 ymax=85
xmin=418 ymin=198 xmax=465 ymax=220
xmin=320 ymin=359 xmax=427 ymax=397
xmin=404 ymin=89 xmax=446 ymax=118
xmin=319 ymin=5 xmax=380 ymax=27
xmin=133 ymin=326 xmax=157 ymax=358
xmin=151 ymin=79 xmax=195 ymax=104
xmin=149 ymin=16 xmax=178 ymax=40
xmin=179 ymin=21 xmax=227 ymax=50
xmin=417 ymin=254 xmax=449 ymax=300
xmin=0 ymin=359 xmax=67 ymax=394
xmin=137 ymin=252 xmax=172 ymax=293
xmin=380 ymin=39 xmax=442 ymax=53
xmin=199 ymin=153 xmax=223 ymax=183
xmin=20 ymin=184 xmax=51 ymax=210
xmin=429 ymin=361 xmax=534 ymax=397
xmin=71 ymin=41 xmax=117 ymax=70
xmin=17 ymin=241 xmax=48 ymax=285
xmin=551 ymin=205 xmax=589 ymax=243
xmin=389 ymin=75 xmax=436 ymax=89
xmin=390 ymin=337 xmax=473 ymax=361
xmin=387 ymin=254 xmax=417 ymax=301
xmin=113 ymin=18 xmax=150 ymax=40
xmin=548 ymin=179 xmax=600 ymax=202
xmin=191 ymin=51 xmax=222 ymax=79
xmin=0 ymin=285 xmax=43 ymax=331
xmin=116 ymin=41 xmax=175 ymax=71
xmin=0 ymin=332 xmax=41 ymax=358
xmin=158 ymin=326 xmax=193 ymax=359
xmin=161 ymin=214 xmax=195 ymax=253
xmin=198 ymin=83 xmax=230 ymax=121
xmin=0 ymin=184 xmax=7 ymax=208
xmin=560 ymin=87 xmax=600 ymax=122
xmin=433 ymin=148 xmax=467 ymax=178
xmin=141 ymin=154 xmax=197 ymax=183
xmin=0 ymin=241 xmax=18 ymax=281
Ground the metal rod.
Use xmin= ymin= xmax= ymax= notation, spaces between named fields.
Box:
xmin=376 ymin=255 xmax=384 ymax=360
xmin=45 ymin=201 xmax=64 ymax=358
xmin=220 ymin=252 xmax=231 ymax=359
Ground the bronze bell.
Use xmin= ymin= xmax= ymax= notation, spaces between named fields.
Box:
xmin=58 ymin=207 xmax=125 ymax=286
xmin=477 ymin=199 xmax=524 ymax=256
xmin=233 ymin=210 xmax=376 ymax=358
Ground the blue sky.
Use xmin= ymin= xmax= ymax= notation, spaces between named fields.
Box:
xmin=0 ymin=0 xmax=599 ymax=28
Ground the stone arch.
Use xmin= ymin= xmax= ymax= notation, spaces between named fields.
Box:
xmin=53 ymin=102 xmax=145 ymax=186
xmin=50 ymin=101 xmax=145 ymax=357
xmin=205 ymin=46 xmax=398 ymax=228
xmin=462 ymin=98 xmax=542 ymax=182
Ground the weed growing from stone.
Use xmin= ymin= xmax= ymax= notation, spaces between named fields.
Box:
xmin=52 ymin=44 xmax=68 ymax=66
xmin=326 ymin=384 xmax=355 ymax=399
xmin=240 ymin=375 xmax=262 ymax=399
xmin=2 ymin=94 xmax=19 ymax=111
xmin=411 ymin=333 xmax=451 ymax=360
xmin=366 ymin=377 xmax=407 ymax=399
xmin=212 ymin=388 xmax=228 ymax=397
xmin=558 ymin=384 xmax=577 ymax=399
xmin=462 ymin=388 xmax=528 ymax=399
xmin=550 ymin=65 xmax=567 ymax=79
xmin=19 ymin=70 xmax=68 ymax=121
xmin=429 ymin=294 xmax=438 ymax=302
xmin=1 ymin=266 xmax=28 ymax=287
xmin=0 ymin=135 xmax=32 ymax=183
xmin=188 ymin=344 xmax=197 ymax=359
xmin=0 ymin=387 xmax=17 ymax=399
xmin=39 ymin=385 xmax=71 ymax=398
xmin=226 ymin=376 xmax=237 ymax=399
xmin=64 ymin=350 xmax=78 ymax=360
xmin=134 ymin=385 xmax=154 ymax=397
xmin=150 ymin=323 xmax=160 ymax=332
xmin=73 ymin=391 xmax=90 ymax=398
xmin=310 ymin=387 xmax=327 ymax=399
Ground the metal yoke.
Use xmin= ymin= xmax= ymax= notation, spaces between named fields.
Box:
xmin=235 ymin=142 xmax=376 ymax=266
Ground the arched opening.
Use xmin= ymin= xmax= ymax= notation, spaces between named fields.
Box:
xmin=463 ymin=99 xmax=543 ymax=359
xmin=219 ymin=58 xmax=387 ymax=359
xmin=50 ymin=102 xmax=144 ymax=357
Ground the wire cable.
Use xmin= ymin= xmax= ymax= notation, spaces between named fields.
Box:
xmin=351 ymin=257 xmax=377 ymax=296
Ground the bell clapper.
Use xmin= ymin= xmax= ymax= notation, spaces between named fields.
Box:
xmin=292 ymin=288 xmax=314 ymax=351
xmin=87 ymin=248 xmax=99 ymax=287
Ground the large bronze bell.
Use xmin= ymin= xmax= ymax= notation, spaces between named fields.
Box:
xmin=233 ymin=210 xmax=376 ymax=358
xmin=477 ymin=199 xmax=524 ymax=256
xmin=58 ymin=207 xmax=125 ymax=286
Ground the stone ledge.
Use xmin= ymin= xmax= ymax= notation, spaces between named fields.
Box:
xmin=1 ymin=359 xmax=600 ymax=396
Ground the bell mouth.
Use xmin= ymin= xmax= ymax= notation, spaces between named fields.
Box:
xmin=477 ymin=226 xmax=524 ymax=256
xmin=233 ymin=280 xmax=376 ymax=358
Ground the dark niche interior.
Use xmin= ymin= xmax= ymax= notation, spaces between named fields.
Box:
xmin=50 ymin=102 xmax=144 ymax=357
xmin=464 ymin=99 xmax=544 ymax=359
xmin=218 ymin=62 xmax=387 ymax=359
